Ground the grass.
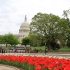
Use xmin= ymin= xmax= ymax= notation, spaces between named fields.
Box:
xmin=59 ymin=47 xmax=70 ymax=51
xmin=1 ymin=46 xmax=70 ymax=51
xmin=31 ymin=46 xmax=45 ymax=50
xmin=31 ymin=46 xmax=70 ymax=51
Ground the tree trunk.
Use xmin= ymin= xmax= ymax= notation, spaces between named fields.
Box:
xmin=6 ymin=44 xmax=7 ymax=47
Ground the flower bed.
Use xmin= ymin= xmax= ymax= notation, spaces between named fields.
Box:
xmin=0 ymin=55 xmax=70 ymax=70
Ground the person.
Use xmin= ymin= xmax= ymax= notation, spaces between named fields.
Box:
xmin=46 ymin=48 xmax=48 ymax=52
xmin=1 ymin=49 xmax=3 ymax=53
xmin=45 ymin=43 xmax=48 ymax=54
xmin=14 ymin=47 xmax=17 ymax=53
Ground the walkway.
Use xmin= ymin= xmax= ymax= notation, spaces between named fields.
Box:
xmin=0 ymin=52 xmax=70 ymax=58
xmin=0 ymin=64 xmax=21 ymax=70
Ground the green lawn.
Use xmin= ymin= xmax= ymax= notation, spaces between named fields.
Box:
xmin=59 ymin=47 xmax=70 ymax=51
xmin=1 ymin=46 xmax=70 ymax=51
xmin=31 ymin=46 xmax=45 ymax=50
xmin=31 ymin=46 xmax=70 ymax=51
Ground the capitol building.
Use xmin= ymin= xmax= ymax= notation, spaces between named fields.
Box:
xmin=15 ymin=15 xmax=30 ymax=43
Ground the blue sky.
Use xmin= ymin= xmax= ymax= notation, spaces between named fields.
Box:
xmin=0 ymin=0 xmax=70 ymax=34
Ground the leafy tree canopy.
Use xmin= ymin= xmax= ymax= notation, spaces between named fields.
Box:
xmin=22 ymin=36 xmax=30 ymax=46
xmin=3 ymin=33 xmax=19 ymax=46
xmin=29 ymin=12 xmax=69 ymax=49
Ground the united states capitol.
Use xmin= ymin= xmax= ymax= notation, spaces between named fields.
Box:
xmin=15 ymin=15 xmax=30 ymax=43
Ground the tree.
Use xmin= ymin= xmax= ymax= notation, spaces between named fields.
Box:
xmin=3 ymin=33 xmax=19 ymax=47
xmin=30 ymin=12 xmax=68 ymax=50
xmin=63 ymin=9 xmax=70 ymax=47
xmin=29 ymin=35 xmax=42 ymax=46
xmin=3 ymin=34 xmax=9 ymax=47
xmin=22 ymin=36 xmax=30 ymax=46
xmin=0 ymin=35 xmax=4 ymax=44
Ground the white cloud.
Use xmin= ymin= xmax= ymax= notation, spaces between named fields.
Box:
xmin=0 ymin=0 xmax=70 ymax=34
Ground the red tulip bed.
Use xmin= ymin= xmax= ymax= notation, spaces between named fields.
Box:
xmin=0 ymin=55 xmax=70 ymax=70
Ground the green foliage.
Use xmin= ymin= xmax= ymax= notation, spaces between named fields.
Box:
xmin=31 ymin=46 xmax=70 ymax=51
xmin=22 ymin=36 xmax=30 ymax=45
xmin=29 ymin=12 xmax=69 ymax=50
xmin=63 ymin=9 xmax=70 ymax=46
xmin=67 ymin=40 xmax=70 ymax=47
xmin=0 ymin=35 xmax=4 ymax=44
xmin=29 ymin=35 xmax=42 ymax=46
xmin=31 ymin=46 xmax=45 ymax=50
xmin=0 ymin=59 xmax=35 ymax=70
xmin=3 ymin=33 xmax=19 ymax=46
xmin=59 ymin=47 xmax=70 ymax=50
xmin=52 ymin=42 xmax=60 ymax=50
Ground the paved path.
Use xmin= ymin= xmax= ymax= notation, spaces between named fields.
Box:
xmin=0 ymin=52 xmax=70 ymax=58
xmin=0 ymin=64 xmax=20 ymax=70
xmin=24 ymin=53 xmax=70 ymax=58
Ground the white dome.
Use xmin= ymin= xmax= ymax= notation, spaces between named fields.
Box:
xmin=20 ymin=22 xmax=29 ymax=28
xmin=20 ymin=15 xmax=29 ymax=29
xmin=19 ymin=15 xmax=30 ymax=34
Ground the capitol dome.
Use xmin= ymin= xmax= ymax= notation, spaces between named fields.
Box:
xmin=19 ymin=15 xmax=30 ymax=34
xmin=15 ymin=15 xmax=30 ymax=43
xmin=20 ymin=15 xmax=29 ymax=29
